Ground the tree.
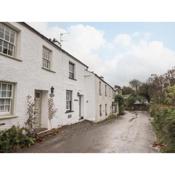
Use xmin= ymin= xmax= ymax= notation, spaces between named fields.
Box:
xmin=129 ymin=79 xmax=142 ymax=93
xmin=122 ymin=86 xmax=135 ymax=95
xmin=138 ymin=83 xmax=151 ymax=102
xmin=164 ymin=85 xmax=175 ymax=105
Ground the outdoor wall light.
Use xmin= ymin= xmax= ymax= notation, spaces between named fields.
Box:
xmin=50 ymin=86 xmax=55 ymax=97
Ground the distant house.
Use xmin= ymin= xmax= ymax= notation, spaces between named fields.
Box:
xmin=0 ymin=22 xmax=118 ymax=130
xmin=133 ymin=99 xmax=149 ymax=111
xmin=84 ymin=71 xmax=118 ymax=122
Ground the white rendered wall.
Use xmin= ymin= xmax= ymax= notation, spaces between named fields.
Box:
xmin=0 ymin=23 xmax=88 ymax=129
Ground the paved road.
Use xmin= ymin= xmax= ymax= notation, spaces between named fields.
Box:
xmin=21 ymin=111 xmax=157 ymax=153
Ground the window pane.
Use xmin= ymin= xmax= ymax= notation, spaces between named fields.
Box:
xmin=2 ymin=84 xmax=7 ymax=91
xmin=4 ymin=99 xmax=10 ymax=104
xmin=0 ymin=105 xmax=4 ymax=112
xmin=5 ymin=105 xmax=10 ymax=112
xmin=3 ymin=41 xmax=8 ymax=54
xmin=0 ymin=82 xmax=13 ymax=114
xmin=10 ymin=31 xmax=15 ymax=44
xmin=8 ymin=44 xmax=14 ymax=56
xmin=69 ymin=63 xmax=74 ymax=73
xmin=0 ymin=99 xmax=4 ymax=105
xmin=5 ymin=28 xmax=10 ymax=41
xmin=2 ymin=91 xmax=6 ymax=97
xmin=0 ymin=24 xmax=16 ymax=56
xmin=0 ymin=24 xmax=4 ymax=39
xmin=7 ymin=91 xmax=11 ymax=97
xmin=43 ymin=47 xmax=51 ymax=69
xmin=66 ymin=90 xmax=72 ymax=110
xmin=7 ymin=84 xmax=12 ymax=91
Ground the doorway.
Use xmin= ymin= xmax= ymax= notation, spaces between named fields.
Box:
xmin=34 ymin=90 xmax=42 ymax=128
xmin=78 ymin=95 xmax=84 ymax=120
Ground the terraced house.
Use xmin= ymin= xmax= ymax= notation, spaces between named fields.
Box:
xmin=0 ymin=22 xmax=118 ymax=131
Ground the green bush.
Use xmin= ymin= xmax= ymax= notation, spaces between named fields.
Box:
xmin=115 ymin=94 xmax=125 ymax=115
xmin=0 ymin=125 xmax=35 ymax=153
xmin=150 ymin=105 xmax=175 ymax=152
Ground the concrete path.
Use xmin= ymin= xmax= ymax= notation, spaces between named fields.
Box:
xmin=20 ymin=111 xmax=157 ymax=153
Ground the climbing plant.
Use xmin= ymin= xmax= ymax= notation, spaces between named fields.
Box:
xmin=48 ymin=96 xmax=57 ymax=120
xmin=25 ymin=95 xmax=37 ymax=134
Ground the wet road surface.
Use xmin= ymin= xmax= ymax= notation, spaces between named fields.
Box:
xmin=21 ymin=111 xmax=157 ymax=153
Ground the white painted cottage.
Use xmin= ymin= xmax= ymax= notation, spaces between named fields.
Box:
xmin=0 ymin=22 xmax=118 ymax=130
xmin=84 ymin=71 xmax=118 ymax=122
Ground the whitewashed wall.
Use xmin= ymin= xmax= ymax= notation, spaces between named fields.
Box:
xmin=0 ymin=22 xmax=117 ymax=130
xmin=0 ymin=22 xmax=88 ymax=129
xmin=84 ymin=71 xmax=116 ymax=122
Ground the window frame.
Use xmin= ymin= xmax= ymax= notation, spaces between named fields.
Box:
xmin=66 ymin=90 xmax=73 ymax=112
xmin=99 ymin=104 xmax=102 ymax=116
xmin=42 ymin=46 xmax=52 ymax=70
xmin=99 ymin=81 xmax=102 ymax=96
xmin=105 ymin=104 xmax=107 ymax=116
xmin=0 ymin=82 xmax=14 ymax=116
xmin=0 ymin=23 xmax=17 ymax=58
xmin=69 ymin=62 xmax=75 ymax=80
xmin=105 ymin=84 xmax=107 ymax=96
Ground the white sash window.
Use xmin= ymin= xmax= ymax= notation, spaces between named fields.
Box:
xmin=42 ymin=47 xmax=52 ymax=70
xmin=0 ymin=23 xmax=16 ymax=57
xmin=0 ymin=82 xmax=14 ymax=115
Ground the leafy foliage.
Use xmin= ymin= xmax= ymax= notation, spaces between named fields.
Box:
xmin=138 ymin=83 xmax=151 ymax=102
xmin=122 ymin=86 xmax=135 ymax=95
xmin=25 ymin=95 xmax=38 ymax=134
xmin=150 ymin=105 xmax=175 ymax=152
xmin=147 ymin=68 xmax=175 ymax=152
xmin=129 ymin=79 xmax=142 ymax=93
xmin=48 ymin=96 xmax=57 ymax=120
xmin=125 ymin=94 xmax=148 ymax=110
xmin=164 ymin=85 xmax=175 ymax=105
xmin=115 ymin=94 xmax=125 ymax=115
xmin=0 ymin=126 xmax=35 ymax=153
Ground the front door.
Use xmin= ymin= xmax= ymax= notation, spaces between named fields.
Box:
xmin=78 ymin=95 xmax=83 ymax=120
xmin=34 ymin=90 xmax=42 ymax=128
xmin=79 ymin=95 xmax=81 ymax=119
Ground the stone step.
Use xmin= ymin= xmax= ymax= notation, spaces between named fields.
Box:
xmin=36 ymin=128 xmax=59 ymax=139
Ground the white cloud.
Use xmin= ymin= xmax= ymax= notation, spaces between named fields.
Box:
xmin=29 ymin=23 xmax=175 ymax=86
xmin=114 ymin=34 xmax=132 ymax=47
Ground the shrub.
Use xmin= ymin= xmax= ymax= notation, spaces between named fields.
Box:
xmin=150 ymin=105 xmax=175 ymax=152
xmin=115 ymin=94 xmax=125 ymax=115
xmin=0 ymin=125 xmax=35 ymax=153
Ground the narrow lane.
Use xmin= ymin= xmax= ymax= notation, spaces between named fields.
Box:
xmin=21 ymin=111 xmax=157 ymax=153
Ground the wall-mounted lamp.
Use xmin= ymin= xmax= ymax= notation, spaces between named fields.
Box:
xmin=50 ymin=86 xmax=55 ymax=97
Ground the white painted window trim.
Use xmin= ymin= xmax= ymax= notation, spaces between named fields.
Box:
xmin=66 ymin=90 xmax=73 ymax=112
xmin=69 ymin=62 xmax=75 ymax=80
xmin=0 ymin=82 xmax=14 ymax=116
xmin=0 ymin=23 xmax=17 ymax=58
xmin=42 ymin=46 xmax=52 ymax=70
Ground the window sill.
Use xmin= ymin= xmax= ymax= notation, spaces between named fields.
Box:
xmin=65 ymin=110 xmax=74 ymax=114
xmin=0 ymin=52 xmax=22 ymax=62
xmin=0 ymin=115 xmax=18 ymax=120
xmin=42 ymin=67 xmax=56 ymax=73
xmin=69 ymin=77 xmax=77 ymax=81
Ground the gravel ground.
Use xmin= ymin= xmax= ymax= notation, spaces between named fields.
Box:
xmin=20 ymin=111 xmax=157 ymax=153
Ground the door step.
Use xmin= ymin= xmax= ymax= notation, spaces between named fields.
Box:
xmin=36 ymin=128 xmax=59 ymax=139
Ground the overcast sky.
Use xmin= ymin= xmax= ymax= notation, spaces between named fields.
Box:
xmin=29 ymin=22 xmax=175 ymax=86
